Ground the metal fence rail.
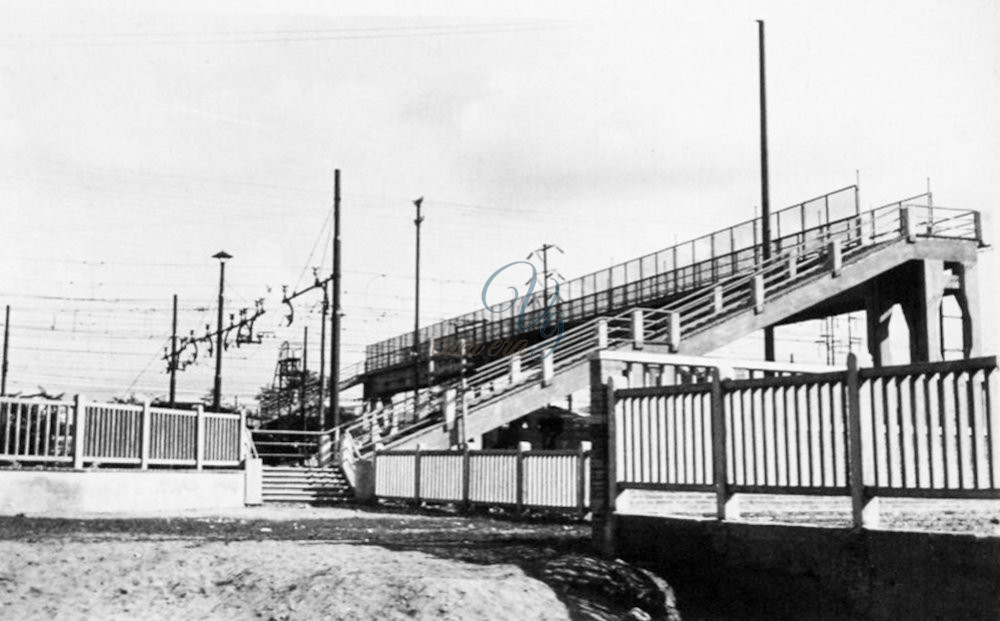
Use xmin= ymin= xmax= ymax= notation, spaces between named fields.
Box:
xmin=0 ymin=396 xmax=244 ymax=469
xmin=609 ymin=354 xmax=1000 ymax=528
xmin=374 ymin=448 xmax=590 ymax=512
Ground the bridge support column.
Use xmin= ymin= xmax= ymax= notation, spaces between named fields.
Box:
xmin=902 ymin=259 xmax=947 ymax=363
xmin=954 ymin=261 xmax=982 ymax=358
xmin=865 ymin=282 xmax=894 ymax=367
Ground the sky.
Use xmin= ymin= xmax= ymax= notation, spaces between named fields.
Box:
xmin=0 ymin=0 xmax=998 ymax=405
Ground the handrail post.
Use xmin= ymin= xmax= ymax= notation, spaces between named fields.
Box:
xmin=631 ymin=308 xmax=644 ymax=350
xmin=72 ymin=394 xmax=86 ymax=470
xmin=597 ymin=318 xmax=609 ymax=349
xmin=542 ymin=354 xmax=554 ymax=387
xmin=667 ymin=311 xmax=681 ymax=353
xmin=509 ymin=353 xmax=522 ymax=384
xmin=752 ymin=274 xmax=765 ymax=314
xmin=712 ymin=286 xmax=724 ymax=315
xmin=900 ymin=205 xmax=916 ymax=242
xmin=140 ymin=399 xmax=151 ymax=470
xmin=827 ymin=239 xmax=842 ymax=277
xmin=195 ymin=404 xmax=205 ymax=470
xmin=787 ymin=249 xmax=798 ymax=278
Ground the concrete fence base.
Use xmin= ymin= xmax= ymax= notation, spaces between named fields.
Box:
xmin=611 ymin=515 xmax=1000 ymax=621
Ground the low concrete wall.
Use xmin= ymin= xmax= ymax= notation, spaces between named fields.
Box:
xmin=0 ymin=469 xmax=246 ymax=515
xmin=612 ymin=515 xmax=1000 ymax=621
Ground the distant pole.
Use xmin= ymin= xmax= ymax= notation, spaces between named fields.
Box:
xmin=301 ymin=325 xmax=309 ymax=429
xmin=318 ymin=283 xmax=328 ymax=430
xmin=1 ymin=305 xmax=9 ymax=396
xmin=331 ymin=169 xmax=342 ymax=429
xmin=528 ymin=243 xmax=564 ymax=307
xmin=757 ymin=19 xmax=775 ymax=362
xmin=413 ymin=197 xmax=424 ymax=422
xmin=169 ymin=294 xmax=178 ymax=407
xmin=212 ymin=250 xmax=232 ymax=411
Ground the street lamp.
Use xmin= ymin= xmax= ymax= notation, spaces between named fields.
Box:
xmin=212 ymin=250 xmax=232 ymax=411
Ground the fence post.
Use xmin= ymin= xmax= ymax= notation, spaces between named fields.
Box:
xmin=140 ymin=399 xmax=151 ymax=470
xmin=195 ymin=404 xmax=205 ymax=470
xmin=72 ymin=394 xmax=86 ymax=470
xmin=711 ymin=370 xmax=737 ymax=520
xmin=576 ymin=444 xmax=587 ymax=514
xmin=516 ymin=445 xmax=525 ymax=512
xmin=712 ymin=286 xmax=724 ymax=314
xmin=787 ymin=249 xmax=798 ymax=278
xmin=846 ymin=353 xmax=875 ymax=529
xmin=238 ymin=409 xmax=247 ymax=463
xmin=462 ymin=447 xmax=471 ymax=512
xmin=413 ymin=446 xmax=422 ymax=505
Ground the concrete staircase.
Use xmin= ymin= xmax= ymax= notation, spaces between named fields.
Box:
xmin=261 ymin=466 xmax=353 ymax=504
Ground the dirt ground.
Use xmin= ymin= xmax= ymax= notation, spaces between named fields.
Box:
xmin=0 ymin=506 xmax=674 ymax=621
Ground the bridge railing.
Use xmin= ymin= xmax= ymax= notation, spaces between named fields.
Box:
xmin=0 ymin=397 xmax=243 ymax=469
xmin=366 ymin=185 xmax=859 ymax=373
xmin=602 ymin=353 xmax=999 ymax=528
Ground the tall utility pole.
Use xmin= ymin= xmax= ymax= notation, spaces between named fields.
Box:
xmin=412 ymin=197 xmax=424 ymax=423
xmin=212 ymin=251 xmax=232 ymax=411
xmin=318 ymin=283 xmax=328 ymax=431
xmin=757 ymin=19 xmax=775 ymax=362
xmin=1 ymin=305 xmax=10 ymax=396
xmin=169 ymin=294 xmax=178 ymax=407
xmin=300 ymin=326 xmax=309 ymax=429
xmin=527 ymin=243 xmax=564 ymax=307
xmin=330 ymin=169 xmax=342 ymax=430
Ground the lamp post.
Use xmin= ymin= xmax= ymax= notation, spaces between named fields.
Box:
xmin=212 ymin=250 xmax=232 ymax=411
xmin=412 ymin=197 xmax=423 ymax=424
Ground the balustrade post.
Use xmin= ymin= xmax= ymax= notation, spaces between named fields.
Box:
xmin=631 ymin=308 xmax=644 ymax=349
xmin=752 ymin=274 xmax=765 ymax=314
xmin=597 ymin=318 xmax=609 ymax=349
xmin=238 ymin=409 xmax=248 ymax=463
xmin=667 ymin=311 xmax=681 ymax=353
xmin=195 ymin=404 xmax=205 ymax=470
xmin=787 ymin=249 xmax=798 ymax=278
xmin=900 ymin=206 xmax=916 ymax=242
xmin=542 ymin=354 xmax=554 ymax=387
xmin=72 ymin=394 xmax=86 ymax=470
xmin=509 ymin=354 xmax=522 ymax=384
xmin=827 ymin=239 xmax=843 ymax=276
xmin=140 ymin=399 xmax=151 ymax=470
xmin=712 ymin=286 xmax=724 ymax=315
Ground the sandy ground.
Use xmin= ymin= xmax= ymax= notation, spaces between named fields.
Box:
xmin=0 ymin=507 xmax=674 ymax=621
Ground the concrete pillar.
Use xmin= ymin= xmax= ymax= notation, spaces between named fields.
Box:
xmin=954 ymin=261 xmax=982 ymax=358
xmin=542 ymin=355 xmax=554 ymax=387
xmin=865 ymin=282 xmax=894 ymax=367
xmin=902 ymin=259 xmax=947 ymax=363
xmin=443 ymin=388 xmax=457 ymax=431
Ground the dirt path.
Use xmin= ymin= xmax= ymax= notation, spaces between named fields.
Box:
xmin=0 ymin=508 xmax=666 ymax=620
